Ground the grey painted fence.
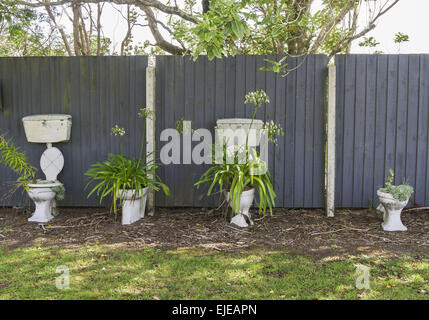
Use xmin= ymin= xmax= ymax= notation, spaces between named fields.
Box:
xmin=335 ymin=54 xmax=429 ymax=207
xmin=7 ymin=54 xmax=425 ymax=209
xmin=0 ymin=56 xmax=148 ymax=206
xmin=155 ymin=55 xmax=328 ymax=208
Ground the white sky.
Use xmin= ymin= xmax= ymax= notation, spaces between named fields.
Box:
xmin=350 ymin=0 xmax=429 ymax=54
xmin=62 ymin=0 xmax=429 ymax=54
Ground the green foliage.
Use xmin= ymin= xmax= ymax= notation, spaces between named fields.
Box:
xmin=263 ymin=120 xmax=284 ymax=145
xmin=358 ymin=36 xmax=380 ymax=48
xmin=175 ymin=117 xmax=194 ymax=135
xmin=0 ymin=2 xmax=66 ymax=56
xmin=0 ymin=134 xmax=36 ymax=188
xmin=195 ymin=148 xmax=276 ymax=216
xmin=195 ymin=89 xmax=280 ymax=216
xmin=51 ymin=183 xmax=65 ymax=201
xmin=173 ymin=0 xmax=367 ymax=60
xmin=85 ymin=153 xmax=170 ymax=212
xmin=260 ymin=56 xmax=289 ymax=74
xmin=394 ymin=32 xmax=409 ymax=44
xmin=380 ymin=168 xmax=414 ymax=202
xmin=85 ymin=108 xmax=170 ymax=212
xmin=190 ymin=0 xmax=249 ymax=60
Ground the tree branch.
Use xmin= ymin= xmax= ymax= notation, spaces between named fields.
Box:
xmin=44 ymin=4 xmax=73 ymax=55
xmin=19 ymin=0 xmax=199 ymax=23
xmin=327 ymin=0 xmax=401 ymax=58
xmin=309 ymin=0 xmax=358 ymax=54
xmin=139 ymin=5 xmax=188 ymax=55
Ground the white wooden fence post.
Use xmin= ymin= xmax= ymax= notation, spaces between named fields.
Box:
xmin=326 ymin=64 xmax=336 ymax=217
xmin=146 ymin=56 xmax=156 ymax=216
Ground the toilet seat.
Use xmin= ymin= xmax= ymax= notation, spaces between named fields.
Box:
xmin=40 ymin=147 xmax=64 ymax=181
xmin=27 ymin=180 xmax=62 ymax=188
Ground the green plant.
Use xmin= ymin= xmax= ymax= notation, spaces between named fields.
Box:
xmin=394 ymin=32 xmax=410 ymax=53
xmin=263 ymin=120 xmax=284 ymax=145
xmin=380 ymin=168 xmax=414 ymax=201
xmin=0 ymin=133 xmax=36 ymax=189
xmin=196 ymin=147 xmax=275 ymax=216
xmin=195 ymin=90 xmax=279 ymax=217
xmin=85 ymin=153 xmax=169 ymax=212
xmin=85 ymin=108 xmax=170 ymax=212
xmin=51 ymin=183 xmax=65 ymax=201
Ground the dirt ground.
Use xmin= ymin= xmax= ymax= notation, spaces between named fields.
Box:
xmin=0 ymin=206 xmax=428 ymax=259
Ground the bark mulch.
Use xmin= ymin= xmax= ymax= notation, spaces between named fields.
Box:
xmin=1 ymin=206 xmax=428 ymax=259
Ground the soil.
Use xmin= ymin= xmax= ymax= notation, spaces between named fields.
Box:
xmin=0 ymin=206 xmax=428 ymax=259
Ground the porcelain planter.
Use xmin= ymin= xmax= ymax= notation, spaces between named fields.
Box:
xmin=27 ymin=180 xmax=61 ymax=223
xmin=377 ymin=189 xmax=409 ymax=231
xmin=118 ymin=187 xmax=148 ymax=225
xmin=227 ymin=188 xmax=255 ymax=228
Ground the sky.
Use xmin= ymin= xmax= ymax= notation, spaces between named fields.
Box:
xmin=63 ymin=0 xmax=429 ymax=55
xmin=349 ymin=0 xmax=429 ymax=54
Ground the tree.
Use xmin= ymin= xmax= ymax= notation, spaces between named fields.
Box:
xmin=15 ymin=0 xmax=400 ymax=58
xmin=394 ymin=31 xmax=409 ymax=53
xmin=0 ymin=0 xmax=65 ymax=55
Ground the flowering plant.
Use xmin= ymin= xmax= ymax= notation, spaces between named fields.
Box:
xmin=85 ymin=108 xmax=169 ymax=211
xmin=195 ymin=90 xmax=280 ymax=217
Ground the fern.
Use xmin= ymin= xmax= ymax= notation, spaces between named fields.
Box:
xmin=0 ymin=134 xmax=36 ymax=187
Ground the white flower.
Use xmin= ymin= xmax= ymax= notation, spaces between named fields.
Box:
xmin=111 ymin=125 xmax=125 ymax=137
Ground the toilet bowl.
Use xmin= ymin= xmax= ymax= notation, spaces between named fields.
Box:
xmin=26 ymin=146 xmax=65 ymax=223
xmin=377 ymin=189 xmax=408 ymax=231
xmin=27 ymin=181 xmax=61 ymax=223
xmin=118 ymin=188 xmax=148 ymax=225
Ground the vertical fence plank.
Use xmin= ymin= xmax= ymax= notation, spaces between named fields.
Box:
xmin=416 ymin=56 xmax=429 ymax=205
xmin=406 ymin=55 xmax=419 ymax=205
xmin=362 ymin=55 xmax=376 ymax=207
xmin=353 ymin=55 xmax=366 ymax=206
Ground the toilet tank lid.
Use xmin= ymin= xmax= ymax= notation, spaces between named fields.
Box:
xmin=22 ymin=114 xmax=72 ymax=121
xmin=216 ymin=118 xmax=263 ymax=125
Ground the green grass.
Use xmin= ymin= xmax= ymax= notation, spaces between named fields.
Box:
xmin=0 ymin=245 xmax=428 ymax=299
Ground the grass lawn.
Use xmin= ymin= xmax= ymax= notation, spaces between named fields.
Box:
xmin=0 ymin=245 xmax=428 ymax=300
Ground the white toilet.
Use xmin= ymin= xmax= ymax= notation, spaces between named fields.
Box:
xmin=22 ymin=114 xmax=72 ymax=223
xmin=119 ymin=188 xmax=149 ymax=225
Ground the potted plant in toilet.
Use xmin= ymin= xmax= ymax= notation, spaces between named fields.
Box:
xmin=85 ymin=108 xmax=170 ymax=225
xmin=195 ymin=90 xmax=281 ymax=227
xmin=377 ymin=168 xmax=414 ymax=231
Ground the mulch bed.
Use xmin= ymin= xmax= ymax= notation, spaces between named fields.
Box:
xmin=0 ymin=206 xmax=428 ymax=259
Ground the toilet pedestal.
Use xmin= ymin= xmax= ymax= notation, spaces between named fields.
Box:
xmin=228 ymin=188 xmax=255 ymax=228
xmin=377 ymin=190 xmax=409 ymax=232
xmin=119 ymin=188 xmax=148 ymax=225
xmin=27 ymin=185 xmax=58 ymax=223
